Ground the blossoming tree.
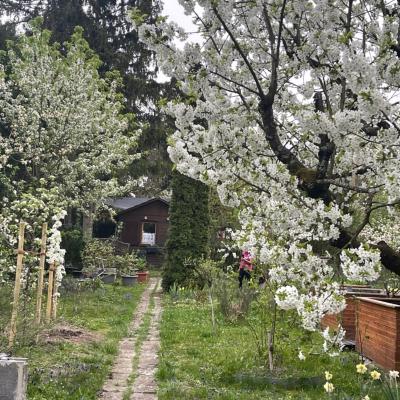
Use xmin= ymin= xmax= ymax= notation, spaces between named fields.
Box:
xmin=135 ymin=0 xmax=400 ymax=331
xmin=0 ymin=20 xmax=141 ymax=285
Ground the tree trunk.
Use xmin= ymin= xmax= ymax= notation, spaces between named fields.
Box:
xmin=82 ymin=208 xmax=94 ymax=240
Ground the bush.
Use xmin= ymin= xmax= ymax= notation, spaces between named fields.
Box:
xmin=61 ymin=228 xmax=85 ymax=269
xmin=213 ymin=273 xmax=255 ymax=321
xmin=81 ymin=239 xmax=114 ymax=275
xmin=81 ymin=239 xmax=148 ymax=278
xmin=113 ymin=252 xmax=147 ymax=276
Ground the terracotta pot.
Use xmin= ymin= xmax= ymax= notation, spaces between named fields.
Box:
xmin=137 ymin=271 xmax=149 ymax=283
xmin=356 ymin=297 xmax=400 ymax=370
xmin=321 ymin=288 xmax=385 ymax=342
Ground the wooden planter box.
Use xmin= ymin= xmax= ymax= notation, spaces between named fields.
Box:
xmin=356 ymin=297 xmax=400 ymax=370
xmin=321 ymin=288 xmax=384 ymax=341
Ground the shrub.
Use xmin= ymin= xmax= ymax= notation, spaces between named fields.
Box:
xmin=81 ymin=239 xmax=114 ymax=275
xmin=61 ymin=228 xmax=85 ymax=269
xmin=213 ymin=274 xmax=255 ymax=321
xmin=113 ymin=252 xmax=147 ymax=276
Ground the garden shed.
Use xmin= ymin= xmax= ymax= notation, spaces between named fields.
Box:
xmin=106 ymin=197 xmax=170 ymax=267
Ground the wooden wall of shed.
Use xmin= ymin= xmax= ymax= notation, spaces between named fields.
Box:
xmin=117 ymin=201 xmax=169 ymax=247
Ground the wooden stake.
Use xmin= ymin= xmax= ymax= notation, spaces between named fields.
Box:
xmin=51 ymin=263 xmax=58 ymax=320
xmin=46 ymin=262 xmax=55 ymax=323
xmin=8 ymin=222 xmax=26 ymax=349
xmin=35 ymin=223 xmax=48 ymax=325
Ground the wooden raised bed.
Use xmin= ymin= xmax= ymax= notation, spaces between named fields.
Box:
xmin=322 ymin=295 xmax=358 ymax=341
xmin=356 ymin=297 xmax=400 ymax=370
xmin=321 ymin=288 xmax=384 ymax=341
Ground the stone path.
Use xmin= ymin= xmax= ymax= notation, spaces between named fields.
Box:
xmin=99 ymin=278 xmax=162 ymax=400
xmin=130 ymin=287 xmax=162 ymax=400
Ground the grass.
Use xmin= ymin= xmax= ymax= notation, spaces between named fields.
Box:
xmin=157 ymin=292 xmax=384 ymax=400
xmin=0 ymin=279 xmax=146 ymax=400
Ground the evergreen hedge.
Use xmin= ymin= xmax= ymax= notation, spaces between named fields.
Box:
xmin=163 ymin=171 xmax=209 ymax=291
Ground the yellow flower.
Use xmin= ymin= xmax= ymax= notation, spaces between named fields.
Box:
xmin=370 ymin=370 xmax=381 ymax=380
xmin=323 ymin=382 xmax=334 ymax=393
xmin=356 ymin=363 xmax=367 ymax=374
xmin=362 ymin=396 xmax=370 ymax=400
xmin=325 ymin=371 xmax=333 ymax=381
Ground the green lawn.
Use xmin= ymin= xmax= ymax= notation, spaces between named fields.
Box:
xmin=0 ymin=280 xmax=146 ymax=400
xmin=157 ymin=294 xmax=384 ymax=400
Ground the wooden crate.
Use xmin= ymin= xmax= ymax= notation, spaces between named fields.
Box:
xmin=356 ymin=297 xmax=400 ymax=370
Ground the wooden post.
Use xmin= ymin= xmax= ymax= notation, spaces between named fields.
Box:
xmin=35 ymin=223 xmax=48 ymax=325
xmin=8 ymin=222 xmax=26 ymax=349
xmin=51 ymin=263 xmax=58 ymax=320
xmin=46 ymin=262 xmax=55 ymax=323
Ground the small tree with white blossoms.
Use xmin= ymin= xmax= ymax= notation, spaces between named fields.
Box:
xmin=134 ymin=0 xmax=400 ymax=337
xmin=0 ymin=20 xmax=141 ymax=318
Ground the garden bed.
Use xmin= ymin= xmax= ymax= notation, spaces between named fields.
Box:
xmin=356 ymin=297 xmax=400 ymax=370
xmin=321 ymin=288 xmax=385 ymax=341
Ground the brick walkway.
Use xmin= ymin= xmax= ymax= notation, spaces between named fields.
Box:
xmin=98 ymin=278 xmax=162 ymax=400
xmin=130 ymin=289 xmax=162 ymax=400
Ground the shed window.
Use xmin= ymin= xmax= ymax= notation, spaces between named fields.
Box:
xmin=142 ymin=222 xmax=156 ymax=245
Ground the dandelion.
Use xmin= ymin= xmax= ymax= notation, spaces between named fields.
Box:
xmin=356 ymin=363 xmax=368 ymax=374
xmin=298 ymin=350 xmax=306 ymax=361
xmin=370 ymin=370 xmax=381 ymax=380
xmin=323 ymin=381 xmax=334 ymax=393
xmin=325 ymin=371 xmax=333 ymax=381
xmin=389 ymin=370 xmax=399 ymax=379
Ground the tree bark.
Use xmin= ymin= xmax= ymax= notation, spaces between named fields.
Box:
xmin=258 ymin=100 xmax=400 ymax=276
xmin=82 ymin=207 xmax=94 ymax=240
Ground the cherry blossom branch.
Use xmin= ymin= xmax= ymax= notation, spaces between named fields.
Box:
xmin=212 ymin=5 xmax=265 ymax=97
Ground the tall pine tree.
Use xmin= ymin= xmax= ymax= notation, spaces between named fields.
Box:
xmin=163 ymin=171 xmax=210 ymax=291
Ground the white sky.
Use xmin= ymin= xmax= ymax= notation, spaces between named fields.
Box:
xmin=162 ymin=0 xmax=197 ymax=33
xmin=157 ymin=0 xmax=201 ymax=82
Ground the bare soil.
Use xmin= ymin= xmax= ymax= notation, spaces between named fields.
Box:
xmin=41 ymin=323 xmax=103 ymax=345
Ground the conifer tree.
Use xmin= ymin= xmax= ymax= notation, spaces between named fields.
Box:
xmin=163 ymin=172 xmax=209 ymax=291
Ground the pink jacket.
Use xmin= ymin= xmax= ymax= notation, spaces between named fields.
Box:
xmin=239 ymin=251 xmax=253 ymax=271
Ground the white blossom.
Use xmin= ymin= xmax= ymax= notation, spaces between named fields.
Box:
xmin=341 ymin=245 xmax=381 ymax=282
xmin=135 ymin=1 xmax=400 ymax=333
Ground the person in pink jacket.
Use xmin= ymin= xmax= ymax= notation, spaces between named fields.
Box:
xmin=238 ymin=250 xmax=253 ymax=288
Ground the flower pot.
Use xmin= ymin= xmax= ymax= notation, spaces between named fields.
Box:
xmin=137 ymin=271 xmax=149 ymax=283
xmin=356 ymin=297 xmax=400 ymax=370
xmin=121 ymin=275 xmax=138 ymax=286
xmin=72 ymin=270 xmax=84 ymax=279
xmin=321 ymin=288 xmax=385 ymax=342
xmin=100 ymin=273 xmax=116 ymax=284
